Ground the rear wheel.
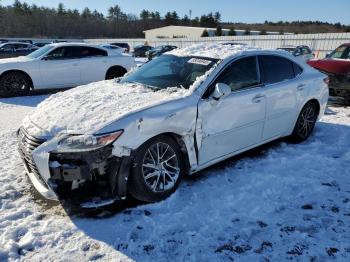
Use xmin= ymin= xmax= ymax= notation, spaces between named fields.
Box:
xmin=129 ymin=136 xmax=183 ymax=203
xmin=0 ymin=72 xmax=31 ymax=97
xmin=106 ymin=67 xmax=127 ymax=80
xmin=290 ymin=101 xmax=318 ymax=142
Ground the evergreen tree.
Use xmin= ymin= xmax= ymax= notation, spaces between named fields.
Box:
xmin=228 ymin=28 xmax=236 ymax=36
xmin=215 ymin=24 xmax=222 ymax=36
xmin=140 ymin=9 xmax=149 ymax=20
xmin=201 ymin=29 xmax=209 ymax=37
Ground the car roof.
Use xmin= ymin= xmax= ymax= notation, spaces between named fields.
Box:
xmin=1 ymin=42 xmax=32 ymax=45
xmin=48 ymin=42 xmax=91 ymax=47
xmin=45 ymin=42 xmax=122 ymax=55
xmin=340 ymin=43 xmax=350 ymax=47
xmin=167 ymin=43 xmax=305 ymax=63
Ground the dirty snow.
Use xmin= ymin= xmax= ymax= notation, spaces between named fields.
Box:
xmin=0 ymin=95 xmax=350 ymax=261
xmin=27 ymin=80 xmax=189 ymax=136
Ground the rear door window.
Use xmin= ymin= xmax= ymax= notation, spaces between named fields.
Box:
xmin=47 ymin=46 xmax=81 ymax=59
xmin=259 ymin=55 xmax=295 ymax=84
xmin=2 ymin=44 xmax=15 ymax=51
xmin=80 ymin=47 xmax=107 ymax=58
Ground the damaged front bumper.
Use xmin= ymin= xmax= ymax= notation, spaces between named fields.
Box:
xmin=17 ymin=128 xmax=132 ymax=207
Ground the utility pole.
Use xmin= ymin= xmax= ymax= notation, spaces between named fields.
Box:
xmin=189 ymin=9 xmax=192 ymax=26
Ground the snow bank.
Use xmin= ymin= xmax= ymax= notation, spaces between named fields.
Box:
xmin=27 ymin=80 xmax=190 ymax=135
xmin=1 ymin=95 xmax=350 ymax=261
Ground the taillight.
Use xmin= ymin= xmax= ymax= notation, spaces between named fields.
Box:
xmin=323 ymin=77 xmax=330 ymax=86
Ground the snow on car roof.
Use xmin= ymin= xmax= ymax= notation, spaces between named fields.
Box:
xmin=168 ymin=43 xmax=260 ymax=60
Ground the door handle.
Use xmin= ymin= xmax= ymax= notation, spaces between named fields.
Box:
xmin=252 ymin=94 xmax=265 ymax=103
xmin=73 ymin=63 xmax=79 ymax=66
xmin=297 ymin=83 xmax=306 ymax=91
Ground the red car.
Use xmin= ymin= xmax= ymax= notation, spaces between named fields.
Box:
xmin=307 ymin=43 xmax=350 ymax=105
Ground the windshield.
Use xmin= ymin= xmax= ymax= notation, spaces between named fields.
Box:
xmin=329 ymin=46 xmax=350 ymax=59
xmin=121 ymin=55 xmax=218 ymax=90
xmin=27 ymin=45 xmax=54 ymax=59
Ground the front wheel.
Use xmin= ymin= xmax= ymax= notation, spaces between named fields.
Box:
xmin=0 ymin=72 xmax=31 ymax=97
xmin=290 ymin=102 xmax=318 ymax=142
xmin=105 ymin=67 xmax=127 ymax=80
xmin=129 ymin=136 xmax=183 ymax=203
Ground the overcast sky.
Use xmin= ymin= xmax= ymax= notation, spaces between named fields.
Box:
xmin=2 ymin=0 xmax=350 ymax=25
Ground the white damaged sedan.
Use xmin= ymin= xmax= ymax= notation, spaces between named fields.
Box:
xmin=18 ymin=43 xmax=329 ymax=207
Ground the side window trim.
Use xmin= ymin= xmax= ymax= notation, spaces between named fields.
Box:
xmin=202 ymin=55 xmax=262 ymax=99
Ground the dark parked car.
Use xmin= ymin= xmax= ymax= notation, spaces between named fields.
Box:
xmin=133 ymin=45 xmax=153 ymax=57
xmin=221 ymin=42 xmax=248 ymax=46
xmin=34 ymin=42 xmax=50 ymax=48
xmin=18 ymin=40 xmax=33 ymax=44
xmin=110 ymin=42 xmax=130 ymax=53
xmin=277 ymin=45 xmax=314 ymax=62
xmin=0 ymin=42 xmax=38 ymax=58
xmin=146 ymin=45 xmax=177 ymax=60
xmin=307 ymin=43 xmax=350 ymax=105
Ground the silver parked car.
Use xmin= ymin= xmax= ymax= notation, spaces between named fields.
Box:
xmin=18 ymin=44 xmax=329 ymax=207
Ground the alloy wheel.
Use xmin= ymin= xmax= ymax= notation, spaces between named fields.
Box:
xmin=3 ymin=74 xmax=28 ymax=94
xmin=297 ymin=104 xmax=316 ymax=139
xmin=142 ymin=142 xmax=180 ymax=192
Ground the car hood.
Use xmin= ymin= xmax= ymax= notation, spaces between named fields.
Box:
xmin=307 ymin=58 xmax=350 ymax=75
xmin=24 ymin=80 xmax=189 ymax=137
xmin=0 ymin=56 xmax=32 ymax=64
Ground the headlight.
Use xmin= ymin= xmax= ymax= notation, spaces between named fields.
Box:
xmin=56 ymin=130 xmax=123 ymax=153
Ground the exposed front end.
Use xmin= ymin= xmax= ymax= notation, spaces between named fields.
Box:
xmin=17 ymin=127 xmax=131 ymax=207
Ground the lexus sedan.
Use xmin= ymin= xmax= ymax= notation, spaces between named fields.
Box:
xmin=18 ymin=43 xmax=329 ymax=207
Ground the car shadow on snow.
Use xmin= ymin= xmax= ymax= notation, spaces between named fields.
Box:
xmin=0 ymin=88 xmax=72 ymax=107
xmin=0 ymin=94 xmax=49 ymax=107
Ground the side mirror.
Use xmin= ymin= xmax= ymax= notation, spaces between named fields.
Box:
xmin=212 ymin=83 xmax=231 ymax=100
xmin=325 ymin=53 xmax=330 ymax=58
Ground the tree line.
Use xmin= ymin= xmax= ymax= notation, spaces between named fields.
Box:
xmin=0 ymin=0 xmax=349 ymax=38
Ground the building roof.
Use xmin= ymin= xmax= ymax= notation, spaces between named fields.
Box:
xmin=143 ymin=25 xmax=260 ymax=33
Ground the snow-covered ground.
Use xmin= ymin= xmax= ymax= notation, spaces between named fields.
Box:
xmin=0 ymin=95 xmax=349 ymax=262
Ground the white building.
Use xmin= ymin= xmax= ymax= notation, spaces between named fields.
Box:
xmin=143 ymin=25 xmax=283 ymax=40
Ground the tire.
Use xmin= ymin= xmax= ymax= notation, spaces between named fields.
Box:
xmin=290 ymin=101 xmax=318 ymax=142
xmin=129 ymin=136 xmax=183 ymax=203
xmin=105 ymin=67 xmax=127 ymax=80
xmin=0 ymin=71 xmax=31 ymax=97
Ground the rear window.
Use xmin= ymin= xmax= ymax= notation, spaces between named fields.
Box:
xmin=259 ymin=55 xmax=295 ymax=84
xmin=293 ymin=63 xmax=303 ymax=76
